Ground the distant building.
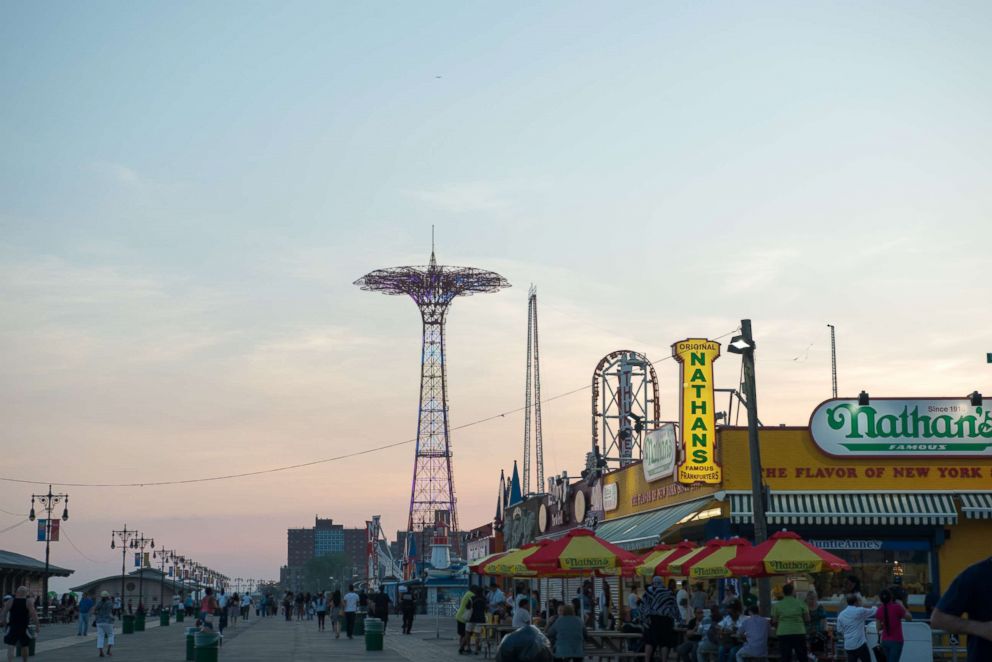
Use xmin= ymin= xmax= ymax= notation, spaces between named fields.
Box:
xmin=314 ymin=518 xmax=344 ymax=557
xmin=71 ymin=569 xmax=184 ymax=612
xmin=0 ymin=550 xmax=73 ymax=597
xmin=463 ymin=523 xmax=494 ymax=563
xmin=283 ymin=516 xmax=369 ymax=587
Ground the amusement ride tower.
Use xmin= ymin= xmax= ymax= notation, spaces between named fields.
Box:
xmin=355 ymin=241 xmax=509 ymax=563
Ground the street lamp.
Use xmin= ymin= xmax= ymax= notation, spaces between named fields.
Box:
xmin=156 ymin=548 xmax=177 ymax=611
xmin=111 ymin=526 xmax=140 ymax=610
xmin=28 ymin=485 xmax=69 ymax=617
xmin=131 ymin=534 xmax=155 ymax=612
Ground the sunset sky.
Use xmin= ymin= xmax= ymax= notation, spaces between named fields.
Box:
xmin=2 ymin=2 xmax=990 ymax=591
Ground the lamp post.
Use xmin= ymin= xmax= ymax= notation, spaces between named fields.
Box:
xmin=156 ymin=548 xmax=177 ymax=610
xmin=728 ymin=319 xmax=771 ymax=614
xmin=28 ymin=485 xmax=69 ymax=617
xmin=111 ymin=526 xmax=140 ymax=609
xmin=131 ymin=534 xmax=155 ymax=611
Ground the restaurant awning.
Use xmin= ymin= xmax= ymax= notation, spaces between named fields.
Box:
xmin=595 ymin=497 xmax=715 ymax=551
xmin=959 ymin=493 xmax=992 ymax=519
xmin=730 ymin=491 xmax=958 ymax=526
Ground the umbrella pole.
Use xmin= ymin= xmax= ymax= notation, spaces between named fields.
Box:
xmin=618 ymin=576 xmax=623 ymax=629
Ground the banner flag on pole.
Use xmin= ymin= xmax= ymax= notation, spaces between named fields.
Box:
xmin=134 ymin=552 xmax=141 ymax=568
xmin=50 ymin=520 xmax=60 ymax=542
xmin=143 ymin=552 xmax=150 ymax=568
xmin=36 ymin=520 xmax=47 ymax=542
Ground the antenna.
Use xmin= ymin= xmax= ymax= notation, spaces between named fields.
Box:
xmin=827 ymin=323 xmax=838 ymax=398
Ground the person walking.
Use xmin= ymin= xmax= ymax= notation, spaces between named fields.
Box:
xmin=399 ymin=585 xmax=416 ymax=634
xmin=835 ymin=594 xmax=877 ymax=662
xmin=805 ymin=590 xmax=827 ymax=654
xmin=0 ymin=587 xmax=40 ymax=662
xmin=546 ymin=603 xmax=585 ymax=662
xmin=315 ymin=592 xmax=328 ymax=631
xmin=770 ymin=584 xmax=809 ymax=662
xmin=876 ymin=588 xmax=911 ymax=662
xmin=93 ymin=591 xmax=115 ymax=658
xmin=465 ymin=586 xmax=487 ymax=655
xmin=199 ymin=587 xmax=219 ymax=626
xmin=372 ymin=588 xmax=392 ymax=632
xmin=77 ymin=592 xmax=94 ymax=636
xmin=343 ymin=585 xmax=360 ymax=639
xmin=330 ymin=589 xmax=342 ymax=638
xmin=641 ymin=576 xmax=680 ymax=662
xmin=282 ymin=592 xmax=292 ymax=622
xmin=931 ymin=556 xmax=992 ymax=662
xmin=456 ymin=587 xmax=474 ymax=654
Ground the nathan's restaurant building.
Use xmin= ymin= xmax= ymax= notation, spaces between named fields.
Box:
xmin=597 ymin=396 xmax=992 ymax=608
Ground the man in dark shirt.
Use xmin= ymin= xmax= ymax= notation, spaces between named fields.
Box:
xmin=932 ymin=556 xmax=992 ymax=662
xmin=371 ymin=588 xmax=392 ymax=632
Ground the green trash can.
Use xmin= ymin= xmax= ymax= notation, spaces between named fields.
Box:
xmin=194 ymin=631 xmax=221 ymax=662
xmin=161 ymin=610 xmax=170 ymax=626
xmin=135 ymin=612 xmax=146 ymax=632
xmin=122 ymin=614 xmax=135 ymax=634
xmin=185 ymin=627 xmax=197 ymax=661
xmin=364 ymin=617 xmax=383 ymax=651
xmin=176 ymin=609 xmax=185 ymax=622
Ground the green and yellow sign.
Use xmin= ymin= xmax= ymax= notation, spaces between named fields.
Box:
xmin=672 ymin=338 xmax=722 ymax=484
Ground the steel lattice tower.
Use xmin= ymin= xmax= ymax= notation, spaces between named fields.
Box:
xmin=522 ymin=286 xmax=544 ymax=495
xmin=355 ymin=244 xmax=509 ymax=542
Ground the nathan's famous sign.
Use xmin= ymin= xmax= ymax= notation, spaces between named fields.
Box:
xmin=810 ymin=398 xmax=992 ymax=457
xmin=672 ymin=338 xmax=721 ymax=484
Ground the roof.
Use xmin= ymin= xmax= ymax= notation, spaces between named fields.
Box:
xmin=0 ymin=550 xmax=73 ymax=576
xmin=70 ymin=568 xmax=195 ymax=593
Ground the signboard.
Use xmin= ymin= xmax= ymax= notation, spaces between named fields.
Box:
xmin=810 ymin=398 xmax=992 ymax=457
xmin=643 ymin=424 xmax=677 ymax=482
xmin=36 ymin=520 xmax=46 ymax=542
xmin=672 ymin=338 xmax=722 ymax=484
xmin=602 ymin=482 xmax=618 ymax=512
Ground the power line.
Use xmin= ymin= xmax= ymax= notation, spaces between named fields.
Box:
xmin=0 ymin=326 xmax=740 ymax=490
xmin=60 ymin=526 xmax=102 ymax=564
xmin=0 ymin=519 xmax=29 ymax=536
xmin=0 ymin=507 xmax=28 ymax=517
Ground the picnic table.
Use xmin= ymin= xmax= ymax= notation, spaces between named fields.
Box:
xmin=584 ymin=630 xmax=644 ymax=661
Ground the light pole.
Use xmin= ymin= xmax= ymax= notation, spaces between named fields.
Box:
xmin=28 ymin=485 xmax=69 ymax=617
xmin=111 ymin=526 xmax=140 ymax=609
xmin=728 ymin=319 xmax=771 ymax=614
xmin=156 ymin=548 xmax=177 ymax=611
xmin=132 ymin=534 xmax=155 ymax=611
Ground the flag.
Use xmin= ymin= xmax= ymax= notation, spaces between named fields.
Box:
xmin=134 ymin=552 xmax=141 ymax=568
xmin=49 ymin=520 xmax=60 ymax=542
xmin=168 ymin=566 xmax=174 ymax=577
xmin=143 ymin=552 xmax=150 ymax=568
xmin=36 ymin=520 xmax=47 ymax=542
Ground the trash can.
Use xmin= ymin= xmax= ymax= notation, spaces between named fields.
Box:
xmin=135 ymin=612 xmax=146 ymax=632
xmin=176 ymin=609 xmax=185 ymax=622
xmin=194 ymin=630 xmax=221 ymax=662
xmin=161 ymin=610 xmax=170 ymax=626
xmin=364 ymin=617 xmax=383 ymax=651
xmin=185 ymin=627 xmax=198 ymax=661
xmin=122 ymin=614 xmax=135 ymax=634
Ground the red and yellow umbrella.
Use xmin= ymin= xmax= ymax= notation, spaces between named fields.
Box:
xmin=469 ymin=550 xmax=510 ymax=576
xmin=667 ymin=538 xmax=752 ymax=579
xmin=480 ymin=542 xmax=550 ymax=577
xmin=635 ymin=541 xmax=699 ymax=578
xmin=726 ymin=530 xmax=851 ymax=577
xmin=522 ymin=528 xmax=640 ymax=577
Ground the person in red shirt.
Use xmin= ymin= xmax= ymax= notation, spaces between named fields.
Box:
xmin=876 ymin=588 xmax=912 ymax=662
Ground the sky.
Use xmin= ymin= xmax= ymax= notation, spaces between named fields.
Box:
xmin=1 ymin=1 xmax=990 ymax=592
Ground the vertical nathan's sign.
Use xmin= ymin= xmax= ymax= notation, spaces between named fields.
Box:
xmin=672 ymin=338 xmax=722 ymax=484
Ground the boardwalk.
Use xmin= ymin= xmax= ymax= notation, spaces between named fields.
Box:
xmin=31 ymin=613 xmax=471 ymax=661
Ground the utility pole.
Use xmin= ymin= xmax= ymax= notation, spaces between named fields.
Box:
xmin=28 ymin=485 xmax=69 ymax=618
xmin=827 ymin=324 xmax=838 ymax=398
xmin=729 ymin=319 xmax=770 ymax=614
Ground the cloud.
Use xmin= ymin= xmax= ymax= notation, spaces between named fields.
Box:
xmin=718 ymin=247 xmax=799 ymax=294
xmin=88 ymin=161 xmax=141 ymax=186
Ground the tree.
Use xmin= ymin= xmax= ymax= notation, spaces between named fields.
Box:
xmin=302 ymin=553 xmax=351 ymax=593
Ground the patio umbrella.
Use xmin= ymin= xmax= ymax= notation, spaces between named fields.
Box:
xmin=726 ymin=530 xmax=851 ymax=577
xmin=667 ymin=537 xmax=752 ymax=579
xmin=522 ymin=528 xmax=640 ymax=577
xmin=635 ymin=541 xmax=699 ymax=578
xmin=481 ymin=542 xmax=548 ymax=577
xmin=469 ymin=550 xmax=510 ymax=576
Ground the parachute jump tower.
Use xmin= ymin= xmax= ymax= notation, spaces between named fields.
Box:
xmin=355 ymin=239 xmax=509 ymax=561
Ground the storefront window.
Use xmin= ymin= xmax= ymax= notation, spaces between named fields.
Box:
xmin=818 ymin=549 xmax=930 ymax=600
